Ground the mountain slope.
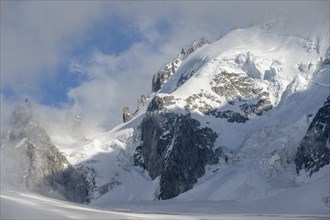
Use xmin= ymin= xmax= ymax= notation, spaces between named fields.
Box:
xmin=125 ymin=20 xmax=330 ymax=200
xmin=2 ymin=18 xmax=329 ymax=214
xmin=56 ymin=19 xmax=330 ymax=205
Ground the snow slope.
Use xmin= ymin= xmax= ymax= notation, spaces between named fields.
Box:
xmin=1 ymin=188 xmax=329 ymax=219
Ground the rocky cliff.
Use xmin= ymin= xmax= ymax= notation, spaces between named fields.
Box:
xmin=1 ymin=102 xmax=89 ymax=203
xmin=134 ymin=111 xmax=218 ymax=199
xmin=295 ymin=96 xmax=330 ymax=176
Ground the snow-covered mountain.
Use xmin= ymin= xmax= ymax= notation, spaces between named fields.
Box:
xmin=1 ymin=17 xmax=329 ymax=216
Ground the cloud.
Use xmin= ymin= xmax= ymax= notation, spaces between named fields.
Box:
xmin=1 ymin=1 xmax=329 ymax=131
xmin=68 ymin=41 xmax=180 ymax=128
xmin=0 ymin=1 xmax=104 ymax=93
xmin=0 ymin=1 xmax=107 ymax=130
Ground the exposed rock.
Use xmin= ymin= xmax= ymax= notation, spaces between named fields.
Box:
xmin=184 ymin=92 xmax=221 ymax=113
xmin=1 ymin=102 xmax=88 ymax=203
xmin=147 ymin=95 xmax=176 ymax=112
xmin=137 ymin=95 xmax=148 ymax=111
xmin=133 ymin=112 xmax=218 ymax=200
xmin=151 ymin=38 xmax=208 ymax=93
xmin=211 ymin=71 xmax=256 ymax=101
xmin=152 ymin=67 xmax=172 ymax=92
xmin=122 ymin=106 xmax=132 ymax=122
xmin=322 ymin=46 xmax=330 ymax=65
xmin=152 ymin=59 xmax=181 ymax=93
xmin=206 ymin=109 xmax=249 ymax=123
xmin=295 ymin=96 xmax=330 ymax=176
xmin=133 ymin=146 xmax=145 ymax=169
xmin=186 ymin=37 xmax=209 ymax=56
xmin=240 ymin=99 xmax=273 ymax=117
xmin=210 ymin=71 xmax=273 ymax=119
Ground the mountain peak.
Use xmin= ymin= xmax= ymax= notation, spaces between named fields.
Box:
xmin=1 ymin=100 xmax=89 ymax=203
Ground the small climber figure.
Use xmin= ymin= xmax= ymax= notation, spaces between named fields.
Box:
xmin=225 ymin=155 xmax=228 ymax=164
xmin=25 ymin=98 xmax=28 ymax=103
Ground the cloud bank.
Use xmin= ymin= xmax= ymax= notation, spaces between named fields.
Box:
xmin=1 ymin=1 xmax=329 ymax=131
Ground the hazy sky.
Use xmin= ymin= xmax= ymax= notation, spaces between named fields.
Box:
xmin=1 ymin=1 xmax=328 ymax=130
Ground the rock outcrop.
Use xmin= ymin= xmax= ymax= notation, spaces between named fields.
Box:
xmin=295 ymin=96 xmax=330 ymax=176
xmin=122 ymin=106 xmax=132 ymax=123
xmin=152 ymin=58 xmax=182 ymax=93
xmin=133 ymin=112 xmax=218 ymax=200
xmin=151 ymin=37 xmax=209 ymax=93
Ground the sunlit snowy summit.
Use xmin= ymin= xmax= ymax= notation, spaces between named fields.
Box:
xmin=1 ymin=17 xmax=329 ymax=216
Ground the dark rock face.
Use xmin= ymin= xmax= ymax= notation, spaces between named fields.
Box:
xmin=151 ymin=38 xmax=209 ymax=93
xmin=186 ymin=37 xmax=209 ymax=56
xmin=295 ymin=96 xmax=330 ymax=176
xmin=133 ymin=112 xmax=218 ymax=200
xmin=323 ymin=47 xmax=330 ymax=65
xmin=152 ymin=63 xmax=176 ymax=92
xmin=206 ymin=109 xmax=249 ymax=123
xmin=1 ymin=103 xmax=88 ymax=203
xmin=147 ymin=95 xmax=176 ymax=112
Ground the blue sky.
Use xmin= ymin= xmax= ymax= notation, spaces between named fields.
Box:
xmin=1 ymin=1 xmax=328 ymax=130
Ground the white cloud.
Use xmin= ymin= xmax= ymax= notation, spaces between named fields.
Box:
xmin=1 ymin=1 xmax=329 ymax=130
xmin=0 ymin=1 xmax=107 ymax=130
xmin=68 ymin=41 xmax=180 ymax=128
xmin=0 ymin=1 xmax=104 ymax=91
